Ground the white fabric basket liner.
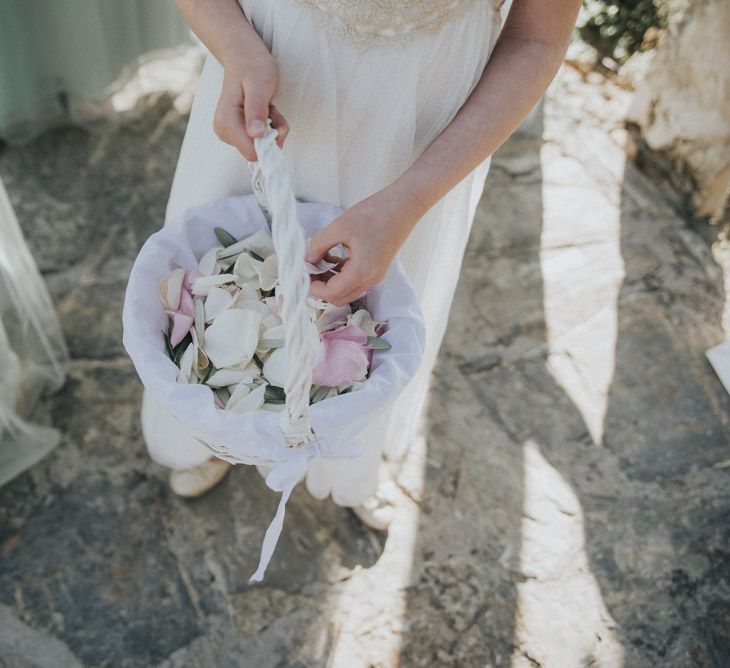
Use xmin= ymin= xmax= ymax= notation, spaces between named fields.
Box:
xmin=124 ymin=193 xmax=425 ymax=462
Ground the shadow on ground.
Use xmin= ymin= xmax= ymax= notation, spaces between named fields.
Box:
xmin=398 ymin=73 xmax=730 ymax=666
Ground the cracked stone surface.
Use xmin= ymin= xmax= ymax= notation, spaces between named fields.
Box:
xmin=1 ymin=64 xmax=729 ymax=667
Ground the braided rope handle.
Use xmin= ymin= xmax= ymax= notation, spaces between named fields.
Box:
xmin=251 ymin=121 xmax=320 ymax=448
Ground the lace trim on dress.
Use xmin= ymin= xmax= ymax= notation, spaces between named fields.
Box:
xmin=292 ymin=0 xmax=506 ymax=49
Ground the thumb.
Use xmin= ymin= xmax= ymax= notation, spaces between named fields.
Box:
xmin=243 ymin=87 xmax=271 ymax=140
xmin=306 ymin=222 xmax=347 ymax=264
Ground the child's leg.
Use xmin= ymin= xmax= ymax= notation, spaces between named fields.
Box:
xmin=141 ymin=390 xmax=212 ymax=470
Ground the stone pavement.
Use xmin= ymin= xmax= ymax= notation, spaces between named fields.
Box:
xmin=1 ymin=65 xmax=729 ymax=667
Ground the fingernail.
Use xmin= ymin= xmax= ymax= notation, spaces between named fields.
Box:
xmin=250 ymin=119 xmax=265 ymax=137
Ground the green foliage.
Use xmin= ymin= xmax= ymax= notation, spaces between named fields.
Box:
xmin=578 ymin=0 xmax=667 ymax=62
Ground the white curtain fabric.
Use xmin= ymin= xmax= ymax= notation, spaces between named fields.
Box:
xmin=0 ymin=177 xmax=70 ymax=487
xmin=0 ymin=0 xmax=193 ymax=144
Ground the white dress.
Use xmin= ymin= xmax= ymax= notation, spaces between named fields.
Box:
xmin=141 ymin=0 xmax=504 ymax=506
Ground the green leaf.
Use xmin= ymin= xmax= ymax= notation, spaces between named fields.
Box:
xmin=162 ymin=326 xmax=175 ymax=361
xmin=215 ymin=387 xmax=231 ymax=405
xmin=172 ymin=333 xmax=192 ymax=365
xmin=367 ymin=336 xmax=391 ymax=350
xmin=264 ymin=385 xmax=286 ymax=403
xmin=215 ymin=227 xmax=238 ymax=248
xmin=309 ymin=385 xmax=331 ymax=404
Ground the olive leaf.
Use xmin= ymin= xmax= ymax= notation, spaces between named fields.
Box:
xmin=310 ymin=385 xmax=331 ymax=404
xmin=215 ymin=386 xmax=231 ymax=405
xmin=264 ymin=385 xmax=286 ymax=404
xmin=215 ymin=227 xmax=238 ymax=248
xmin=367 ymin=336 xmax=391 ymax=350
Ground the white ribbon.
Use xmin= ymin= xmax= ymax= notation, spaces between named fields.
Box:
xmin=248 ymin=436 xmax=363 ymax=584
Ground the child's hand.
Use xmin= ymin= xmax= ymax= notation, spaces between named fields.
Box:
xmin=305 ymin=187 xmax=421 ymax=307
xmin=214 ymin=52 xmax=289 ymax=161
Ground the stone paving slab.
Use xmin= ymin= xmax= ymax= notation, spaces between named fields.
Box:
xmin=1 ymin=66 xmax=729 ymax=667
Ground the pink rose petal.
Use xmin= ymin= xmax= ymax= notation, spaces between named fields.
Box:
xmin=170 ymin=313 xmax=194 ymax=346
xmin=179 ymin=286 xmax=194 ymax=317
xmin=312 ymin=338 xmax=369 ymax=387
xmin=183 ymin=268 xmax=203 ymax=292
xmin=322 ymin=323 xmax=368 ymax=345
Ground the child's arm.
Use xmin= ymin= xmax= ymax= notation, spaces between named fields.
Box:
xmin=307 ymin=0 xmax=582 ymax=306
xmin=174 ymin=0 xmax=289 ymax=160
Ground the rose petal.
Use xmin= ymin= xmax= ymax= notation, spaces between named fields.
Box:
xmin=262 ymin=347 xmax=290 ymax=388
xmin=258 ymin=254 xmax=279 ymax=291
xmin=322 ymin=323 xmax=369 ymax=345
xmin=176 ymin=344 xmax=194 ymax=383
xmin=204 ymin=286 xmax=236 ymax=322
xmin=170 ymin=313 xmax=194 ymax=347
xmin=204 ymin=308 xmax=261 ymax=368
xmin=233 ymin=253 xmax=262 ymax=283
xmin=206 ymin=368 xmax=253 ymax=388
xmin=262 ymin=313 xmax=283 ymax=330
xmin=179 ymin=286 xmax=194 ymax=317
xmin=227 ymin=382 xmax=267 ymax=414
xmin=347 ymin=308 xmax=379 ymax=337
xmin=198 ymin=246 xmax=223 ymax=275
xmin=317 ymin=303 xmax=352 ymax=332
xmin=183 ymin=267 xmax=203 ymax=292
xmin=312 ymin=338 xmax=369 ymax=387
xmin=190 ymin=328 xmax=210 ymax=377
xmin=263 ymin=296 xmax=280 ymax=316
xmin=192 ymin=273 xmax=236 ymax=296
xmin=259 ymin=324 xmax=286 ymax=350
xmin=242 ymin=229 xmax=276 ymax=258
xmin=159 ymin=268 xmax=185 ymax=311
xmin=305 ymin=258 xmax=340 ymax=275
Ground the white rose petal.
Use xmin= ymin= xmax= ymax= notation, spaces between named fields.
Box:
xmin=176 ymin=344 xmax=194 ymax=383
xmin=347 ymin=308 xmax=378 ymax=337
xmin=235 ymin=360 xmax=261 ymax=376
xmin=198 ymin=246 xmax=223 ymax=276
xmin=204 ymin=286 xmax=236 ymax=322
xmin=262 ymin=402 xmax=285 ymax=413
xmin=306 ymin=295 xmax=328 ymax=310
xmin=204 ymin=308 xmax=261 ymax=368
xmin=258 ymin=254 xmax=279 ymax=291
xmin=190 ymin=328 xmax=210 ymax=378
xmin=262 ymin=313 xmax=283 ymax=330
xmin=226 ymin=382 xmax=267 ymax=414
xmin=231 ymin=284 xmax=261 ymax=308
xmin=206 ymin=368 xmax=254 ymax=388
xmin=158 ymin=268 xmax=185 ymax=311
xmin=259 ymin=324 xmax=286 ymax=350
xmin=317 ymin=303 xmax=352 ymax=332
xmin=232 ymin=299 xmax=272 ymax=318
xmin=192 ymin=273 xmax=236 ymax=296
xmin=242 ymin=229 xmax=276 ymax=258
xmin=262 ymin=347 xmax=290 ymax=388
xmin=233 ymin=252 xmax=262 ymax=282
xmin=263 ymin=296 xmax=280 ymax=316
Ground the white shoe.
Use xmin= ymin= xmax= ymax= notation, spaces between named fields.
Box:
xmin=352 ymin=488 xmax=395 ymax=531
xmin=169 ymin=457 xmax=232 ymax=498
